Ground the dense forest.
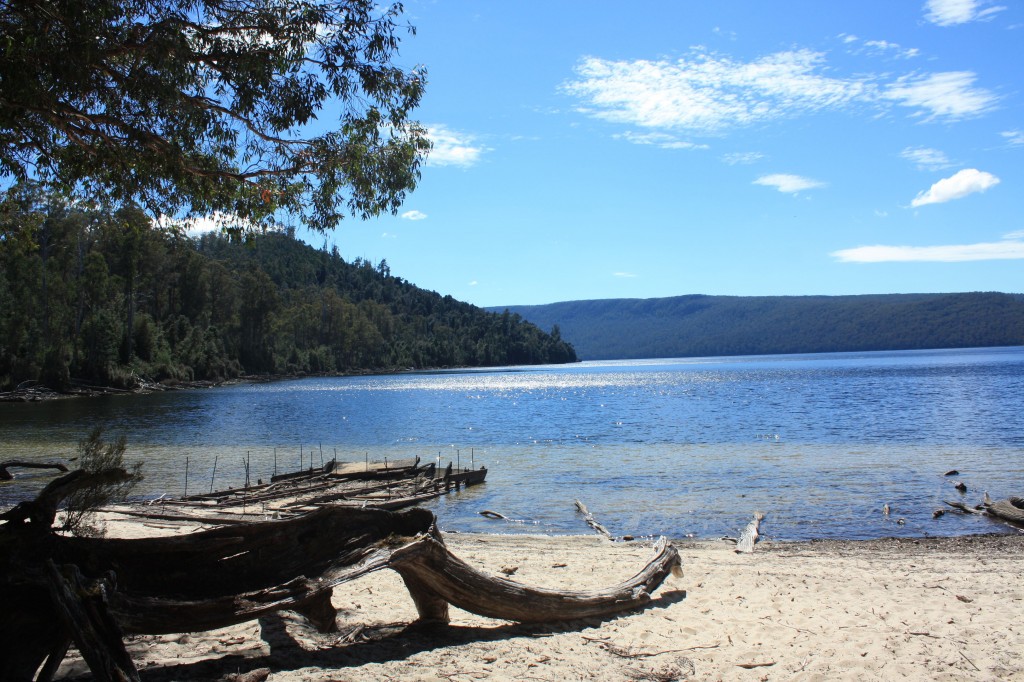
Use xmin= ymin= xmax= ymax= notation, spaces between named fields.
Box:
xmin=0 ymin=187 xmax=576 ymax=392
xmin=493 ymin=293 xmax=1024 ymax=360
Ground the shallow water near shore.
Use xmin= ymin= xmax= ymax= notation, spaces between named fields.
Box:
xmin=2 ymin=347 xmax=1023 ymax=541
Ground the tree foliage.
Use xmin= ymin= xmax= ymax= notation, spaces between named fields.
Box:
xmin=0 ymin=0 xmax=429 ymax=233
xmin=62 ymin=427 xmax=143 ymax=536
xmin=0 ymin=188 xmax=577 ymax=391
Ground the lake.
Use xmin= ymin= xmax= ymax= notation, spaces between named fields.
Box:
xmin=2 ymin=347 xmax=1023 ymax=541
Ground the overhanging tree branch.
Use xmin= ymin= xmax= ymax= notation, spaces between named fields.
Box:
xmin=0 ymin=0 xmax=430 ymax=233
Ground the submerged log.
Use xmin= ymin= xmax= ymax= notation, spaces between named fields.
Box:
xmin=0 ymin=461 xmax=70 ymax=481
xmin=986 ymin=497 xmax=1024 ymax=526
xmin=945 ymin=496 xmax=1024 ymax=529
xmin=2 ymin=470 xmax=681 ymax=680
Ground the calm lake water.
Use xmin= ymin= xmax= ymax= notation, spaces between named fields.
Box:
xmin=2 ymin=347 xmax=1023 ymax=541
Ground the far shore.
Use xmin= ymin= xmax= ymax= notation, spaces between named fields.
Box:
xmin=0 ymin=365 xmax=471 ymax=403
xmin=54 ymin=514 xmax=1024 ymax=681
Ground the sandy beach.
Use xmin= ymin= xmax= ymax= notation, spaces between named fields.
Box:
xmin=51 ymin=518 xmax=1024 ymax=682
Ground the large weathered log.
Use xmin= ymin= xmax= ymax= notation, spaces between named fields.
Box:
xmin=945 ymin=496 xmax=1024 ymax=529
xmin=2 ymin=473 xmax=682 ymax=679
xmin=986 ymin=497 xmax=1024 ymax=526
xmin=45 ymin=561 xmax=140 ymax=682
xmin=388 ymin=531 xmax=682 ymax=623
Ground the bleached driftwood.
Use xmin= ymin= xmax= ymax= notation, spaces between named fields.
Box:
xmin=736 ymin=512 xmax=765 ymax=554
xmin=1 ymin=470 xmax=681 ymax=681
xmin=575 ymin=499 xmax=612 ymax=539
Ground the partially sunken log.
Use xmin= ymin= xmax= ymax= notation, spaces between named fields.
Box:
xmin=945 ymin=496 xmax=1024 ymax=529
xmin=1 ymin=469 xmax=681 ymax=681
xmin=0 ymin=460 xmax=70 ymax=481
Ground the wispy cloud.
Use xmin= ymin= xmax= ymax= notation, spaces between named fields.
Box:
xmin=924 ymin=0 xmax=1006 ymax=26
xmin=613 ymin=271 xmax=637 ymax=278
xmin=722 ymin=151 xmax=764 ymax=165
xmin=427 ymin=125 xmax=486 ymax=167
xmin=754 ymin=174 xmax=826 ymax=193
xmin=401 ymin=210 xmax=427 ymax=221
xmin=910 ymin=168 xmax=1000 ymax=207
xmin=565 ymin=49 xmax=866 ymax=135
xmin=884 ymin=71 xmax=998 ymax=120
xmin=1002 ymin=130 xmax=1024 ymax=146
xmin=862 ymin=39 xmax=920 ymax=59
xmin=832 ymin=233 xmax=1024 ymax=262
xmin=614 ymin=131 xmax=709 ymax=150
xmin=901 ymin=146 xmax=953 ymax=171
xmin=564 ymin=48 xmax=997 ymax=139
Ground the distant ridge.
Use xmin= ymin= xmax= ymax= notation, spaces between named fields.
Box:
xmin=488 ymin=292 xmax=1024 ymax=360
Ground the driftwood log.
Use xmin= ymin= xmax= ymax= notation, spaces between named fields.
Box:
xmin=0 ymin=460 xmax=70 ymax=481
xmin=1 ymin=469 xmax=681 ymax=681
xmin=575 ymin=499 xmax=612 ymax=539
xmin=944 ymin=495 xmax=1024 ymax=529
xmin=735 ymin=512 xmax=765 ymax=553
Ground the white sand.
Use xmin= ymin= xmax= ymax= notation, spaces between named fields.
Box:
xmin=55 ymin=526 xmax=1024 ymax=681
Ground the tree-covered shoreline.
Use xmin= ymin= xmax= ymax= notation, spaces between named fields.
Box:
xmin=0 ymin=188 xmax=576 ymax=394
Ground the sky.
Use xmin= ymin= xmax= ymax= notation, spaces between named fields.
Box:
xmin=305 ymin=0 xmax=1023 ymax=308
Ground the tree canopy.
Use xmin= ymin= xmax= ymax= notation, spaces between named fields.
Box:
xmin=0 ymin=192 xmax=577 ymax=392
xmin=0 ymin=0 xmax=429 ymax=233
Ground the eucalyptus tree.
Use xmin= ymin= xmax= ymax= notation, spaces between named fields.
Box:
xmin=0 ymin=0 xmax=429 ymax=234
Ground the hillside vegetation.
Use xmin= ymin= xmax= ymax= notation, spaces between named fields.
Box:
xmin=492 ymin=293 xmax=1024 ymax=360
xmin=0 ymin=192 xmax=576 ymax=392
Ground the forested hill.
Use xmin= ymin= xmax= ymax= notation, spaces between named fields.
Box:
xmin=490 ymin=293 xmax=1024 ymax=360
xmin=0 ymin=200 xmax=576 ymax=392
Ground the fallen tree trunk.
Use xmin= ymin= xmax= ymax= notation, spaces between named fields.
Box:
xmin=2 ymin=470 xmax=681 ymax=680
xmin=389 ymin=532 xmax=682 ymax=623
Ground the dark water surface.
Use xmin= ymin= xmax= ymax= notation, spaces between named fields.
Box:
xmin=2 ymin=347 xmax=1022 ymax=541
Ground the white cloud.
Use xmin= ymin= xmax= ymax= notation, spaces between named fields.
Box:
xmin=832 ymin=236 xmax=1024 ymax=262
xmin=401 ymin=210 xmax=427 ymax=221
xmin=468 ymin=280 xmax=478 ymax=287
xmin=1004 ymin=230 xmax=1024 ymax=239
xmin=910 ymin=168 xmax=1000 ymax=207
xmin=613 ymin=271 xmax=637 ymax=278
xmin=564 ymin=49 xmax=867 ymax=135
xmin=901 ymin=146 xmax=953 ymax=171
xmin=924 ymin=0 xmax=1006 ymax=26
xmin=155 ymin=212 xmax=258 ymax=237
xmin=722 ymin=151 xmax=764 ymax=165
xmin=564 ymin=48 xmax=995 ymax=139
xmin=1002 ymin=130 xmax=1024 ymax=146
xmin=614 ymin=131 xmax=708 ymax=150
xmin=753 ymin=174 xmax=826 ymax=193
xmin=885 ymin=71 xmax=997 ymax=120
xmin=427 ymin=125 xmax=486 ymax=167
xmin=863 ymin=40 xmax=920 ymax=59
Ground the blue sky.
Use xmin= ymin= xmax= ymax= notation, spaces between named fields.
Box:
xmin=308 ymin=0 xmax=1023 ymax=308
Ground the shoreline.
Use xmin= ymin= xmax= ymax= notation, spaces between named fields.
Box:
xmin=56 ymin=518 xmax=1024 ymax=681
